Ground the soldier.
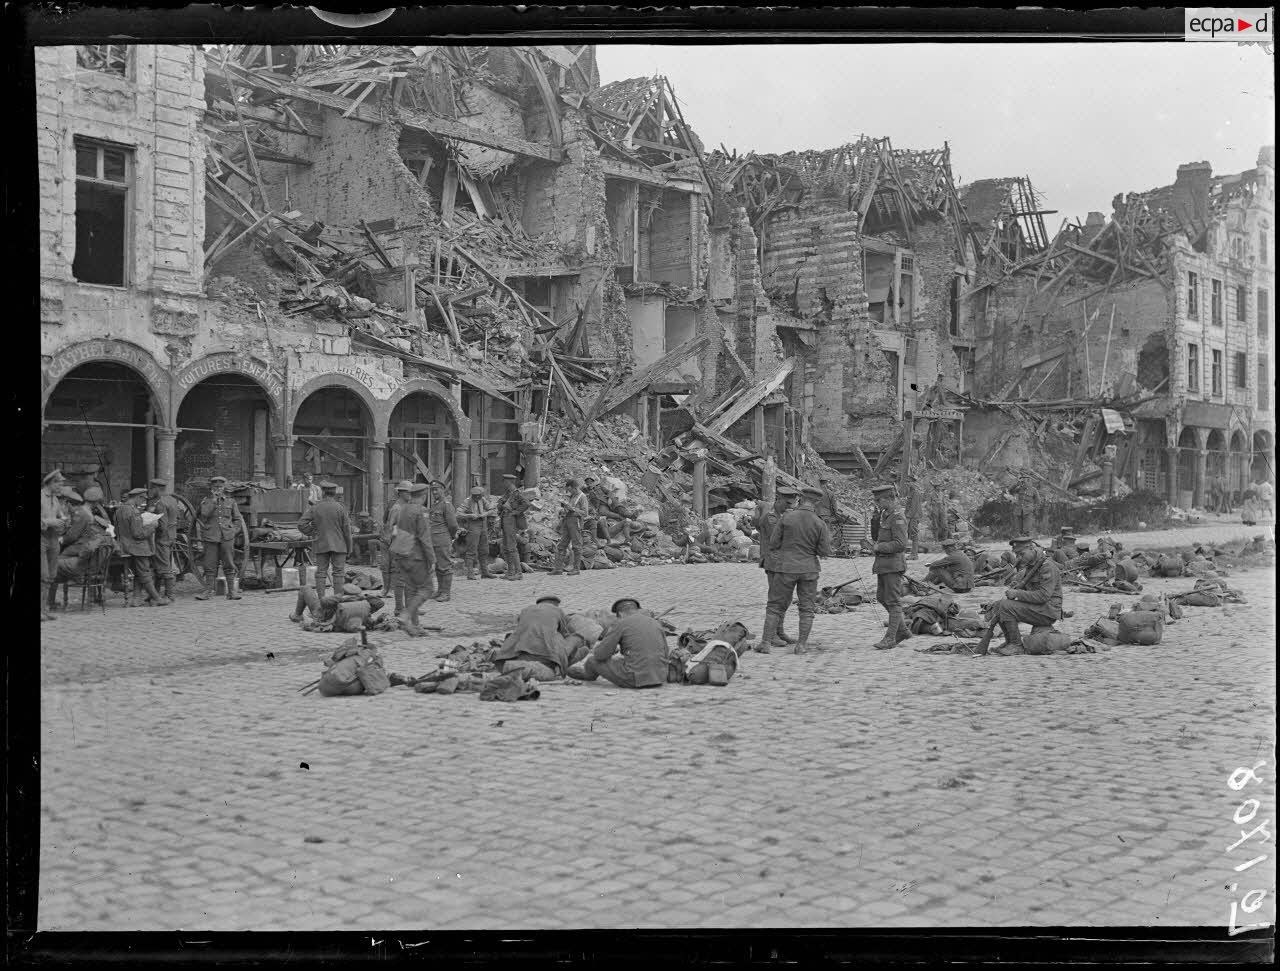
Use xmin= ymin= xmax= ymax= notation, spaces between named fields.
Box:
xmin=297 ymin=471 xmax=322 ymax=506
xmin=863 ymin=483 xmax=909 ymax=650
xmin=497 ymin=474 xmax=530 ymax=581
xmin=550 ymin=478 xmax=589 ymax=576
xmin=567 ymin=597 xmax=670 ymax=689
xmin=901 ymin=473 xmax=923 ymax=560
xmin=975 ymin=537 xmax=1063 ymax=656
xmin=752 ymin=485 xmax=797 ymax=650
xmin=298 ymin=480 xmax=353 ymax=600
xmin=389 ymin=481 xmax=435 ymax=634
xmin=493 ymin=594 xmax=574 ymax=679
xmin=40 ymin=469 xmax=69 ymax=622
xmin=427 ymin=480 xmax=458 ymax=601
xmin=379 ymin=481 xmax=413 ymax=612
xmin=117 ymin=487 xmax=170 ymax=606
xmin=195 ymin=475 xmax=245 ymax=601
xmin=1011 ymin=478 xmax=1040 ymax=538
xmin=762 ymin=485 xmax=832 ymax=655
xmin=924 ymin=538 xmax=974 ymax=592
xmin=1050 ymin=530 xmax=1077 ymax=567
xmin=812 ymin=475 xmax=839 ymax=531
xmin=146 ymin=477 xmax=181 ymax=602
xmin=457 ymin=485 xmax=496 ymax=580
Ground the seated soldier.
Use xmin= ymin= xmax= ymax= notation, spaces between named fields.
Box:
xmin=924 ymin=538 xmax=974 ymax=592
xmin=492 ymin=594 xmax=574 ymax=681
xmin=1050 ymin=531 xmax=1077 ymax=567
xmin=975 ymin=536 xmax=1063 ymax=656
xmin=567 ymin=597 xmax=669 ymax=688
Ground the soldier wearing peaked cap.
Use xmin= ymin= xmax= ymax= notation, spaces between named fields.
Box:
xmin=195 ymin=475 xmax=245 ymax=601
xmin=117 ymin=487 xmax=170 ymax=607
xmin=753 ymin=485 xmax=797 ymax=650
xmin=925 ymin=537 xmax=974 ymax=593
xmin=498 ymin=474 xmax=530 ymax=581
xmin=974 ymin=536 xmax=1062 ymax=656
xmin=40 ymin=470 xmax=69 ymax=621
xmin=389 ymin=481 xmax=436 ymax=635
xmin=763 ymin=482 xmax=833 ymax=655
xmin=863 ymin=484 xmax=909 ymax=650
xmin=458 ymin=484 xmax=497 ymax=581
xmin=493 ymin=594 xmax=573 ymax=679
xmin=146 ymin=477 xmax=181 ymax=602
xmin=298 ymin=479 xmax=353 ymax=600
xmin=379 ymin=480 xmax=415 ymax=612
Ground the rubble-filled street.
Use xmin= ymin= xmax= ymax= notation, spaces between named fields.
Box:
xmin=37 ymin=524 xmax=1275 ymax=931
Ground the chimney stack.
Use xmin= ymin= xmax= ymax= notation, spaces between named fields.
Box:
xmin=1173 ymin=161 xmax=1213 ymax=233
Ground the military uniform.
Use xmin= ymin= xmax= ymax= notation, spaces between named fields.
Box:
xmin=427 ymin=490 xmax=458 ymax=600
xmin=763 ymin=494 xmax=832 ymax=653
xmin=753 ymin=492 xmax=796 ymax=646
xmin=1012 ymin=482 xmax=1039 ymax=537
xmin=552 ymin=487 xmax=590 ymax=575
xmin=979 ymin=542 xmax=1062 ymax=653
xmin=458 ymin=489 xmax=496 ymax=580
xmin=576 ymin=600 xmax=670 ymax=688
xmin=380 ymin=484 xmax=412 ymax=611
xmin=147 ymin=479 xmax=182 ymax=598
xmin=196 ymin=479 xmax=245 ymax=600
xmin=389 ymin=485 xmax=435 ymax=633
xmin=925 ymin=544 xmax=974 ymax=592
xmin=497 ymin=477 xmax=530 ymax=580
xmin=298 ymin=486 xmax=353 ymax=598
xmin=902 ymin=480 xmax=923 ymax=557
xmin=870 ymin=486 xmax=909 ymax=649
xmin=494 ymin=598 xmax=573 ymax=677
xmin=117 ymin=489 xmax=169 ymax=606
xmin=40 ymin=473 xmax=69 ymax=620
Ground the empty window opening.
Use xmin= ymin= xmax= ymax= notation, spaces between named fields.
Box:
xmin=73 ymin=137 xmax=131 ymax=286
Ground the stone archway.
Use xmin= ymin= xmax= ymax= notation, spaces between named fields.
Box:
xmin=1253 ymin=430 xmax=1275 ymax=484
xmin=290 ymin=377 xmax=380 ymax=515
xmin=1176 ymin=426 xmax=1198 ymax=508
xmin=42 ymin=340 xmax=172 ymax=499
xmin=1228 ymin=429 xmax=1249 ymax=499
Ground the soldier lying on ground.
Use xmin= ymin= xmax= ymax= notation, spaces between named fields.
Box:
xmin=288 ymin=583 xmax=385 ymax=630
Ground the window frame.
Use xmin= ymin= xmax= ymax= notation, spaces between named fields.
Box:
xmin=1211 ymin=348 xmax=1223 ymax=396
xmin=72 ymin=135 xmax=133 ymax=288
xmin=1186 ymin=271 xmax=1199 ymax=319
xmin=1236 ymin=285 xmax=1247 ymax=322
xmin=1187 ymin=342 xmax=1200 ymax=393
xmin=1211 ymin=278 xmax=1223 ymax=326
xmin=76 ymin=44 xmax=133 ymax=79
xmin=1234 ymin=351 xmax=1248 ymax=389
xmin=1260 ymin=288 xmax=1271 ymax=342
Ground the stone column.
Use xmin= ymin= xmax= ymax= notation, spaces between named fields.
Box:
xmin=155 ymin=429 xmax=177 ymax=488
xmin=273 ymin=435 xmax=293 ymax=489
xmin=521 ymin=443 xmax=547 ymax=488
xmin=368 ymin=441 xmax=387 ymax=517
xmin=1192 ymin=448 xmax=1207 ymax=510
xmin=452 ymin=444 xmax=469 ymax=507
xmin=1166 ymin=447 xmax=1180 ymax=506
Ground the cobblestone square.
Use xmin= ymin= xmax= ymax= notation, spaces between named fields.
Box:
xmin=35 ymin=524 xmax=1276 ymax=931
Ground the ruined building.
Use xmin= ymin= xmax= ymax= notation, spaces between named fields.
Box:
xmin=963 ymin=150 xmax=1275 ymax=506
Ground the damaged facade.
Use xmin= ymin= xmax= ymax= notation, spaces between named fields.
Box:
xmin=38 ymin=42 xmax=1276 ymax=523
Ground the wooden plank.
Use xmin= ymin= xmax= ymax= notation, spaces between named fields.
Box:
xmin=441 ymin=163 xmax=459 ymax=226
xmin=296 ymin=435 xmax=368 ymax=474
xmin=1061 ymin=415 xmax=1100 ymax=491
xmin=707 ymin=358 xmax=796 ymax=436
xmin=205 ymin=211 xmax=273 ymax=270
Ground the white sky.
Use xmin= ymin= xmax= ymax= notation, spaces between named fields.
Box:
xmin=597 ymin=43 xmax=1275 ymax=227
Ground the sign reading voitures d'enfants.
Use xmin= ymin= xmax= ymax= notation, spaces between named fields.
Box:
xmin=175 ymin=353 xmax=286 ymax=411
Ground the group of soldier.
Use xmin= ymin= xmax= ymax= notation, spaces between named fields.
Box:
xmin=751 ymin=478 xmax=1063 ymax=657
xmin=39 ymin=468 xmax=247 ymax=620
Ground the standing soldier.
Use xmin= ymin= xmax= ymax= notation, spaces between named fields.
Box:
xmin=40 ymin=469 xmax=69 ymax=622
xmin=753 ymin=485 xmax=797 ymax=650
xmin=458 ymin=484 xmax=496 ymax=580
xmin=762 ymin=485 xmax=831 ymax=655
xmin=1010 ymin=477 xmax=1040 ymax=538
xmin=379 ymin=481 xmax=413 ymax=612
xmin=427 ymin=480 xmax=458 ymax=601
xmin=298 ymin=480 xmax=353 ymax=600
xmin=901 ymin=473 xmax=923 ymax=560
xmin=497 ymin=474 xmax=530 ymax=581
xmin=863 ymin=483 xmax=909 ymax=650
xmin=390 ymin=482 xmax=435 ymax=634
xmin=147 ymin=477 xmax=181 ymax=602
xmin=550 ymin=478 xmax=589 ymax=576
xmin=195 ymin=475 xmax=245 ymax=601
xmin=117 ymin=487 xmax=170 ymax=606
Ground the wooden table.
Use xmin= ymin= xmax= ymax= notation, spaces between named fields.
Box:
xmin=249 ymin=539 xmax=313 ymax=586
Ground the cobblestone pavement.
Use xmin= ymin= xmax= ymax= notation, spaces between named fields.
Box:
xmin=36 ymin=523 xmax=1276 ymax=931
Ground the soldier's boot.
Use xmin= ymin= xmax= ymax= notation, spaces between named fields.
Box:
xmin=992 ymin=619 xmax=1025 ymax=656
xmin=479 ymin=557 xmax=493 ymax=579
xmin=41 ymin=582 xmax=56 ymax=621
xmin=142 ymin=577 xmax=171 ymax=606
xmin=772 ymin=613 xmax=795 ymax=647
xmin=162 ymin=576 xmax=176 ymax=601
xmin=549 ymin=548 xmax=564 ymax=576
xmin=397 ymin=591 xmax=429 ymax=635
xmin=758 ymin=613 xmax=779 ymax=655
xmin=504 ymin=550 xmax=521 ymax=580
xmin=793 ymin=615 xmax=814 ymax=655
xmin=895 ymin=612 xmax=912 ymax=643
xmin=393 ymin=585 xmax=405 ymax=614
xmin=194 ymin=576 xmax=213 ymax=600
xmin=872 ymin=607 xmax=903 ymax=650
xmin=463 ymin=555 xmax=477 ymax=580
xmin=566 ymin=548 xmax=581 ymax=576
xmin=46 ymin=581 xmax=60 ymax=613
xmin=226 ymin=576 xmax=242 ymax=600
xmin=433 ymin=571 xmax=452 ymax=602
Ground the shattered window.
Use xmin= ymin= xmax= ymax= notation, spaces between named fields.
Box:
xmin=72 ymin=137 xmax=131 ymax=286
xmin=77 ymin=45 xmax=131 ymax=77
xmin=1187 ymin=343 xmax=1199 ymax=393
xmin=1186 ymin=272 xmax=1199 ymax=319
